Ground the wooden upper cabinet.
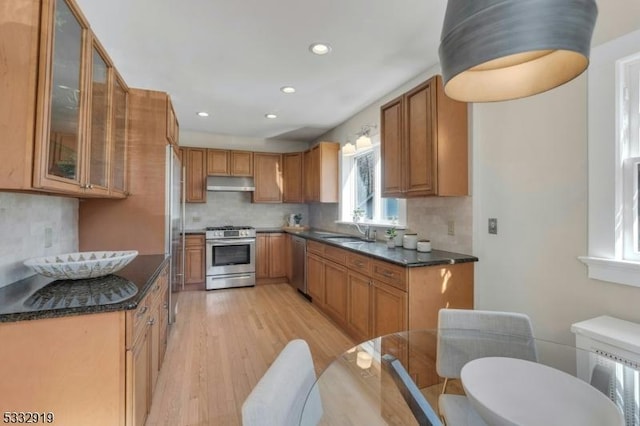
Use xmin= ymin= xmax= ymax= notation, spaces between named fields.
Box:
xmin=184 ymin=148 xmax=207 ymax=203
xmin=304 ymin=142 xmax=339 ymax=203
xmin=231 ymin=151 xmax=253 ymax=176
xmin=110 ymin=73 xmax=129 ymax=197
xmin=253 ymin=153 xmax=283 ymax=203
xmin=207 ymin=149 xmax=253 ymax=176
xmin=283 ymin=152 xmax=304 ymax=203
xmin=166 ymin=95 xmax=179 ymax=146
xmin=381 ymin=75 xmax=468 ymax=197
xmin=0 ymin=0 xmax=129 ymax=198
xmin=381 ymin=96 xmax=404 ymax=198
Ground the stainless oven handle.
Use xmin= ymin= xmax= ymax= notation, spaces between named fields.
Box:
xmin=208 ymin=239 xmax=256 ymax=246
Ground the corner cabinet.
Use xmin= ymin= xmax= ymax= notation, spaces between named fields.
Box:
xmin=283 ymin=152 xmax=305 ymax=203
xmin=304 ymin=142 xmax=340 ymax=203
xmin=256 ymin=233 xmax=287 ymax=283
xmin=1 ymin=0 xmax=130 ymax=197
xmin=381 ymin=75 xmax=468 ymax=197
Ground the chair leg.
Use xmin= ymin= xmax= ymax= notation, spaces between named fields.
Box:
xmin=441 ymin=377 xmax=449 ymax=394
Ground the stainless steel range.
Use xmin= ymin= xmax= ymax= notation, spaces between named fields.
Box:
xmin=205 ymin=226 xmax=256 ymax=290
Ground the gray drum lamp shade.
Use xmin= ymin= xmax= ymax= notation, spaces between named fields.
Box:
xmin=438 ymin=0 xmax=598 ymax=102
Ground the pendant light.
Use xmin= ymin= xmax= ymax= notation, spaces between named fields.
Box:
xmin=438 ymin=0 xmax=598 ymax=102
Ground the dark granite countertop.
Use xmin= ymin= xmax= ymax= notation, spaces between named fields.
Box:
xmin=255 ymin=227 xmax=288 ymax=233
xmin=184 ymin=228 xmax=206 ymax=234
xmin=287 ymin=229 xmax=478 ymax=267
xmin=0 ymin=254 xmax=169 ymax=323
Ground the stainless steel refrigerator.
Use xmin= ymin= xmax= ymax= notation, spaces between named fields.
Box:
xmin=166 ymin=145 xmax=185 ymax=324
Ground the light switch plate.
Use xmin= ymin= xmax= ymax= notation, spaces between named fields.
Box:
xmin=488 ymin=218 xmax=498 ymax=235
xmin=44 ymin=227 xmax=52 ymax=248
xmin=447 ymin=219 xmax=455 ymax=236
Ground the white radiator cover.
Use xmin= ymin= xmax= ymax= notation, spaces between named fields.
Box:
xmin=571 ymin=315 xmax=640 ymax=426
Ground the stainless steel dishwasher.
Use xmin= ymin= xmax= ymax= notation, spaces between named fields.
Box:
xmin=290 ymin=235 xmax=308 ymax=299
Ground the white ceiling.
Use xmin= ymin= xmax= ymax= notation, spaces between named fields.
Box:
xmin=75 ymin=0 xmax=447 ymax=142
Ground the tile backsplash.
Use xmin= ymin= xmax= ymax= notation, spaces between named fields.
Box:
xmin=184 ymin=192 xmax=310 ymax=229
xmin=308 ymin=197 xmax=472 ymax=254
xmin=0 ymin=192 xmax=78 ymax=287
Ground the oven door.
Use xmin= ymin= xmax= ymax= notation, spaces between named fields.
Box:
xmin=206 ymin=238 xmax=256 ymax=276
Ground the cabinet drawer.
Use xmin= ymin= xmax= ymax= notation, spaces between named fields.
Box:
xmin=307 ymin=240 xmax=325 ymax=255
xmin=127 ymin=290 xmax=154 ymax=349
xmin=324 ymin=245 xmax=347 ymax=265
xmin=371 ymin=260 xmax=407 ymax=291
xmin=347 ymin=252 xmax=371 ymax=276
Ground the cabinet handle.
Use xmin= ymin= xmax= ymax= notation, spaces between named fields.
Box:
xmin=355 ymin=260 xmax=364 ymax=267
xmin=154 ymin=283 xmax=161 ymax=292
xmin=163 ymin=302 xmax=168 ymax=309
xmin=136 ymin=306 xmax=148 ymax=317
xmin=148 ymin=317 xmax=155 ymax=326
xmin=382 ymin=270 xmax=394 ymax=278
xmin=87 ymin=184 xmax=94 ymax=189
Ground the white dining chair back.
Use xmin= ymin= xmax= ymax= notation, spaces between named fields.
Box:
xmin=242 ymin=339 xmax=322 ymax=426
xmin=437 ymin=308 xmax=538 ymax=380
xmin=436 ymin=308 xmax=538 ymax=426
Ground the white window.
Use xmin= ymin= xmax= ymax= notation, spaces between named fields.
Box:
xmin=580 ymin=29 xmax=640 ymax=287
xmin=340 ymin=136 xmax=406 ymax=226
xmin=621 ymin=56 xmax=640 ymax=261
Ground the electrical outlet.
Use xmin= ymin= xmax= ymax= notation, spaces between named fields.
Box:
xmin=44 ymin=227 xmax=52 ymax=248
xmin=192 ymin=215 xmax=201 ymax=223
xmin=447 ymin=219 xmax=455 ymax=236
xmin=488 ymin=218 xmax=498 ymax=235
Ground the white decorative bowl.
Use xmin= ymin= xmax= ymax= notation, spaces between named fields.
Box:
xmin=24 ymin=250 xmax=138 ymax=280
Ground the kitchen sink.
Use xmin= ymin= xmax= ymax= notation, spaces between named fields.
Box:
xmin=323 ymin=236 xmax=366 ymax=243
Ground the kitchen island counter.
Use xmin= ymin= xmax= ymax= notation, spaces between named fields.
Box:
xmin=0 ymin=254 xmax=168 ymax=323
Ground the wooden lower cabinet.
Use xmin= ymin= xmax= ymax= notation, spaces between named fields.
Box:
xmin=125 ymin=263 xmax=169 ymax=426
xmin=256 ymin=233 xmax=287 ymax=283
xmin=371 ymin=280 xmax=408 ymax=337
xmin=0 ymin=263 xmax=170 ymax=426
xmin=306 ymin=253 xmax=325 ymax=306
xmin=323 ymin=261 xmax=348 ymax=327
xmin=184 ymin=234 xmax=205 ymax=289
xmin=128 ymin=326 xmax=151 ymax=426
xmin=307 ymin=240 xmax=473 ymax=339
xmin=346 ymin=270 xmax=372 ymax=342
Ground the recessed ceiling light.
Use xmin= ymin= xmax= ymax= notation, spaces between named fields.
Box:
xmin=265 ymin=113 xmax=278 ymax=119
xmin=309 ymin=43 xmax=332 ymax=55
xmin=280 ymin=86 xmax=296 ymax=94
xmin=196 ymin=111 xmax=209 ymax=117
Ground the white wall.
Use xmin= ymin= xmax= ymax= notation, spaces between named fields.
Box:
xmin=0 ymin=193 xmax=78 ymax=287
xmin=309 ymin=66 xmax=473 ymax=255
xmin=472 ymin=2 xmax=640 ymax=343
xmin=180 ymin=130 xmax=309 ymax=153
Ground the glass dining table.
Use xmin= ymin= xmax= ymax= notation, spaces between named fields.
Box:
xmin=299 ymin=329 xmax=639 ymax=426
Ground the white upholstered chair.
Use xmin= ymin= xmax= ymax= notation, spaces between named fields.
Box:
xmin=436 ymin=308 xmax=538 ymax=426
xmin=242 ymin=339 xmax=322 ymax=426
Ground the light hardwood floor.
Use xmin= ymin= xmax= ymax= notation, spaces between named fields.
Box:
xmin=146 ymin=283 xmax=356 ymax=426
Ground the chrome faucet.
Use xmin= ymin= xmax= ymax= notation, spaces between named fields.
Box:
xmin=353 ymin=223 xmax=376 ymax=242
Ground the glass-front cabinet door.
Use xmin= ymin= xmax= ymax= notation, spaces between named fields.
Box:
xmin=110 ymin=73 xmax=128 ymax=196
xmin=33 ymin=0 xmax=89 ymax=192
xmin=86 ymin=41 xmax=112 ymax=195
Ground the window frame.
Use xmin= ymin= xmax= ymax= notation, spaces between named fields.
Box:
xmin=580 ymin=29 xmax=640 ymax=287
xmin=339 ymin=136 xmax=406 ymax=227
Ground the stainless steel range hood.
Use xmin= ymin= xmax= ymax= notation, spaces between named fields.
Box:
xmin=206 ymin=176 xmax=255 ymax=192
